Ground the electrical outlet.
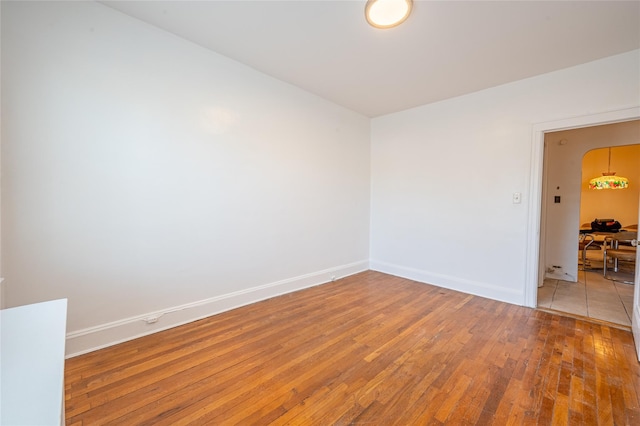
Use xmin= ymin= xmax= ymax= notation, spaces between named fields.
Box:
xmin=512 ymin=192 xmax=521 ymax=204
xmin=145 ymin=315 xmax=159 ymax=324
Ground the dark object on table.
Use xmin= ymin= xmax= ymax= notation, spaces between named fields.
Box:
xmin=591 ymin=218 xmax=621 ymax=232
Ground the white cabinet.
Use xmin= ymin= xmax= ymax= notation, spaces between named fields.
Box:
xmin=1 ymin=299 xmax=67 ymax=425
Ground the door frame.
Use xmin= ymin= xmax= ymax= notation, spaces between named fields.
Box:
xmin=523 ymin=107 xmax=640 ymax=361
xmin=524 ymin=107 xmax=640 ymax=309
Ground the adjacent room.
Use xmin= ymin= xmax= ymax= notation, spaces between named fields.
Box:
xmin=539 ymin=123 xmax=639 ymax=326
xmin=1 ymin=1 xmax=639 ymax=424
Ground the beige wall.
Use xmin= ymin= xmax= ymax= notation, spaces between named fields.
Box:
xmin=580 ymin=144 xmax=640 ymax=228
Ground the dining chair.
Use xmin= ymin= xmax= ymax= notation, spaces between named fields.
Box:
xmin=578 ymin=233 xmax=600 ymax=271
xmin=603 ymin=233 xmax=637 ymax=283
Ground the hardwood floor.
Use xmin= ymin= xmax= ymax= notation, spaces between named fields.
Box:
xmin=65 ymin=271 xmax=640 ymax=425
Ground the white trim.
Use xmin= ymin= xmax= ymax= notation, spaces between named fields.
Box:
xmin=634 ymin=194 xmax=640 ymax=361
xmin=634 ymin=304 xmax=640 ymax=361
xmin=65 ymin=260 xmax=369 ymax=357
xmin=525 ymin=126 xmax=546 ymax=306
xmin=525 ymin=107 xmax=640 ymax=309
xmin=370 ymin=260 xmax=522 ymax=305
xmin=0 ymin=277 xmax=5 ymax=310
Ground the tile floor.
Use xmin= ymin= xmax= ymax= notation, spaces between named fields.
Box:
xmin=538 ymin=270 xmax=634 ymax=327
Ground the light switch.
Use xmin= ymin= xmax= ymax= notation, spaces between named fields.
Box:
xmin=513 ymin=192 xmax=521 ymax=204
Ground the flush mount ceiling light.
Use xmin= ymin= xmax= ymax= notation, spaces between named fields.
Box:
xmin=365 ymin=0 xmax=413 ymax=29
xmin=589 ymin=147 xmax=629 ymax=190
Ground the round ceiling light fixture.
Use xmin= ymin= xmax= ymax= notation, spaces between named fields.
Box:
xmin=365 ymin=0 xmax=413 ymax=29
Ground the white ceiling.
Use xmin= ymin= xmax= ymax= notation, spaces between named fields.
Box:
xmin=101 ymin=1 xmax=640 ymax=117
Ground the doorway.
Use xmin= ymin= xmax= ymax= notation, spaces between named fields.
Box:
xmin=580 ymin=145 xmax=639 ymax=282
xmin=525 ymin=107 xmax=640 ymax=358
xmin=537 ymin=128 xmax=639 ymax=326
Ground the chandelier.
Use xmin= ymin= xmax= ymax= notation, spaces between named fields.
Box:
xmin=588 ymin=147 xmax=629 ymax=190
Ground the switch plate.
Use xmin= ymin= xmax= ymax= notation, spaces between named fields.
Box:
xmin=513 ymin=192 xmax=521 ymax=204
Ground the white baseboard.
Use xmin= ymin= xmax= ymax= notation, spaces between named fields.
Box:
xmin=65 ymin=260 xmax=369 ymax=357
xmin=370 ymin=260 xmax=523 ymax=305
xmin=544 ymin=271 xmax=577 ymax=282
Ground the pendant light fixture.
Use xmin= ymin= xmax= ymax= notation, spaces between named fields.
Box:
xmin=365 ymin=0 xmax=413 ymax=29
xmin=588 ymin=147 xmax=629 ymax=190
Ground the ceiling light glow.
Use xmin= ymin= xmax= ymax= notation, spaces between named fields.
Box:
xmin=365 ymin=0 xmax=413 ymax=29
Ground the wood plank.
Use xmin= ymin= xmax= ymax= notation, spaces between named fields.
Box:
xmin=64 ymin=271 xmax=640 ymax=425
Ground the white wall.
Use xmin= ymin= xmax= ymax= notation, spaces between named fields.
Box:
xmin=544 ymin=123 xmax=639 ymax=281
xmin=370 ymin=50 xmax=640 ymax=305
xmin=3 ymin=2 xmax=640 ymax=357
xmin=1 ymin=1 xmax=370 ymax=355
